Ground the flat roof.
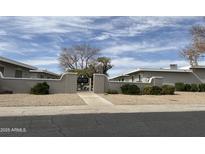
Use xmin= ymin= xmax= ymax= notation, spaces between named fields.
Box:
xmin=0 ymin=56 xmax=37 ymax=70
xmin=110 ymin=68 xmax=192 ymax=80
xmin=190 ymin=66 xmax=205 ymax=69
xmin=30 ymin=69 xmax=59 ymax=76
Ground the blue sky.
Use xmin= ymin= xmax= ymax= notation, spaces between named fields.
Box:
xmin=0 ymin=16 xmax=204 ymax=77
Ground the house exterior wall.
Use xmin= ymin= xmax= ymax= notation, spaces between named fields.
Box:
xmin=29 ymin=72 xmax=59 ymax=79
xmin=140 ymin=71 xmax=201 ymax=84
xmin=111 ymin=71 xmax=202 ymax=85
xmin=191 ymin=68 xmax=205 ymax=83
xmin=0 ymin=61 xmax=31 ymax=78
xmin=0 ymin=72 xmax=77 ymax=93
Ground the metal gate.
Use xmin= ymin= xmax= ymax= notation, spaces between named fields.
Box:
xmin=77 ymin=76 xmax=92 ymax=91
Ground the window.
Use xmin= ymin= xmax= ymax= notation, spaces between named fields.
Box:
xmin=131 ymin=76 xmax=134 ymax=82
xmin=40 ymin=75 xmax=44 ymax=78
xmin=122 ymin=78 xmax=124 ymax=81
xmin=139 ymin=74 xmax=141 ymax=82
xmin=0 ymin=66 xmax=4 ymax=75
xmin=15 ymin=70 xmax=22 ymax=78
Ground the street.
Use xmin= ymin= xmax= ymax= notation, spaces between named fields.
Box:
xmin=1 ymin=111 xmax=205 ymax=137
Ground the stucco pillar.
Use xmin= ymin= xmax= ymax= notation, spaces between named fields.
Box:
xmin=93 ymin=74 xmax=108 ymax=93
xmin=64 ymin=72 xmax=78 ymax=93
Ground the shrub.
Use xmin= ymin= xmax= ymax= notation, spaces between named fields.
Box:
xmin=120 ymin=84 xmax=130 ymax=94
xmin=190 ymin=84 xmax=199 ymax=92
xmin=150 ymin=86 xmax=162 ymax=95
xmin=184 ymin=84 xmax=191 ymax=91
xmin=175 ymin=82 xmax=185 ymax=91
xmin=199 ymin=84 xmax=205 ymax=92
xmin=127 ymin=85 xmax=140 ymax=95
xmin=161 ymin=85 xmax=175 ymax=95
xmin=120 ymin=84 xmax=140 ymax=95
xmin=143 ymin=86 xmax=152 ymax=95
xmin=142 ymin=86 xmax=162 ymax=95
xmin=30 ymin=82 xmax=49 ymax=95
xmin=106 ymin=89 xmax=119 ymax=94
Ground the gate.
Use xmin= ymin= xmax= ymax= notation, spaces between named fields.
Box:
xmin=77 ymin=76 xmax=92 ymax=91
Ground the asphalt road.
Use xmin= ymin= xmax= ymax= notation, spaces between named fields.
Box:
xmin=1 ymin=111 xmax=205 ymax=137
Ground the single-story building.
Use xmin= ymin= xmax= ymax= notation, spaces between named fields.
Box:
xmin=110 ymin=64 xmax=205 ymax=85
xmin=0 ymin=56 xmax=59 ymax=79
xmin=29 ymin=69 xmax=60 ymax=79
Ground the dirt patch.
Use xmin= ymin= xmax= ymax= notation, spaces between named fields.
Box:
xmin=0 ymin=94 xmax=86 ymax=107
xmin=100 ymin=92 xmax=205 ymax=105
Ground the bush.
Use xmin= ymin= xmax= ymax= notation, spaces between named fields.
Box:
xmin=120 ymin=84 xmax=130 ymax=94
xmin=143 ymin=86 xmax=162 ymax=95
xmin=199 ymin=84 xmax=205 ymax=92
xmin=190 ymin=84 xmax=199 ymax=92
xmin=175 ymin=82 xmax=185 ymax=91
xmin=106 ymin=89 xmax=119 ymax=94
xmin=30 ymin=82 xmax=49 ymax=95
xmin=120 ymin=84 xmax=140 ymax=95
xmin=161 ymin=85 xmax=175 ymax=95
xmin=184 ymin=84 xmax=191 ymax=91
xmin=150 ymin=86 xmax=162 ymax=95
xmin=143 ymin=86 xmax=152 ymax=95
xmin=127 ymin=85 xmax=140 ymax=95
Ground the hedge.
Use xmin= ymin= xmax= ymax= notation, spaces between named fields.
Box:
xmin=143 ymin=86 xmax=163 ymax=95
xmin=199 ymin=84 xmax=205 ymax=92
xmin=184 ymin=84 xmax=192 ymax=91
xmin=120 ymin=84 xmax=140 ymax=95
xmin=161 ymin=85 xmax=175 ymax=95
xmin=143 ymin=86 xmax=152 ymax=95
xmin=190 ymin=84 xmax=198 ymax=92
xmin=175 ymin=82 xmax=205 ymax=92
xmin=175 ymin=82 xmax=185 ymax=91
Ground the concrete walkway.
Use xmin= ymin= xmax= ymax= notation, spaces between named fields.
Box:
xmin=1 ymin=103 xmax=205 ymax=117
xmin=77 ymin=92 xmax=114 ymax=106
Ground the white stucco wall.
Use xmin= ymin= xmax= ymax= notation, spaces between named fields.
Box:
xmin=0 ymin=72 xmax=77 ymax=93
xmin=93 ymin=74 xmax=164 ymax=93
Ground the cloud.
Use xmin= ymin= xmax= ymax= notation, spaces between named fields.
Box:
xmin=0 ymin=16 xmax=203 ymax=76
xmin=101 ymin=42 xmax=179 ymax=55
xmin=20 ymin=57 xmax=58 ymax=66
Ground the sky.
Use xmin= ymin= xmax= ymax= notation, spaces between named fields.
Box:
xmin=0 ymin=16 xmax=204 ymax=77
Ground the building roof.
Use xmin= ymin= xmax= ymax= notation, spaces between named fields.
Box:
xmin=0 ymin=56 xmax=37 ymax=70
xmin=29 ymin=69 xmax=60 ymax=76
xmin=190 ymin=66 xmax=205 ymax=69
xmin=110 ymin=68 xmax=192 ymax=80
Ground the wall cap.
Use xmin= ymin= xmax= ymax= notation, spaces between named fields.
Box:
xmin=0 ymin=72 xmax=77 ymax=81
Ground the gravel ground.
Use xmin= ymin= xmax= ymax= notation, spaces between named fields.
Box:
xmin=100 ymin=92 xmax=205 ymax=105
xmin=0 ymin=94 xmax=86 ymax=107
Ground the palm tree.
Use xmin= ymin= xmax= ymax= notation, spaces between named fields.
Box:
xmin=97 ymin=57 xmax=113 ymax=75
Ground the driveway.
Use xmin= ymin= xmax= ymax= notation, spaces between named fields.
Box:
xmin=1 ymin=111 xmax=205 ymax=137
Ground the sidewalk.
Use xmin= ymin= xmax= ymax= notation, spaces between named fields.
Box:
xmin=77 ymin=92 xmax=114 ymax=106
xmin=1 ymin=103 xmax=205 ymax=117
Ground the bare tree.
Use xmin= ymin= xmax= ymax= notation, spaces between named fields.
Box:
xmin=192 ymin=25 xmax=205 ymax=53
xmin=75 ymin=44 xmax=100 ymax=69
xmin=58 ymin=44 xmax=100 ymax=71
xmin=58 ymin=47 xmax=79 ymax=70
xmin=180 ymin=22 xmax=205 ymax=67
xmin=180 ymin=46 xmax=200 ymax=67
